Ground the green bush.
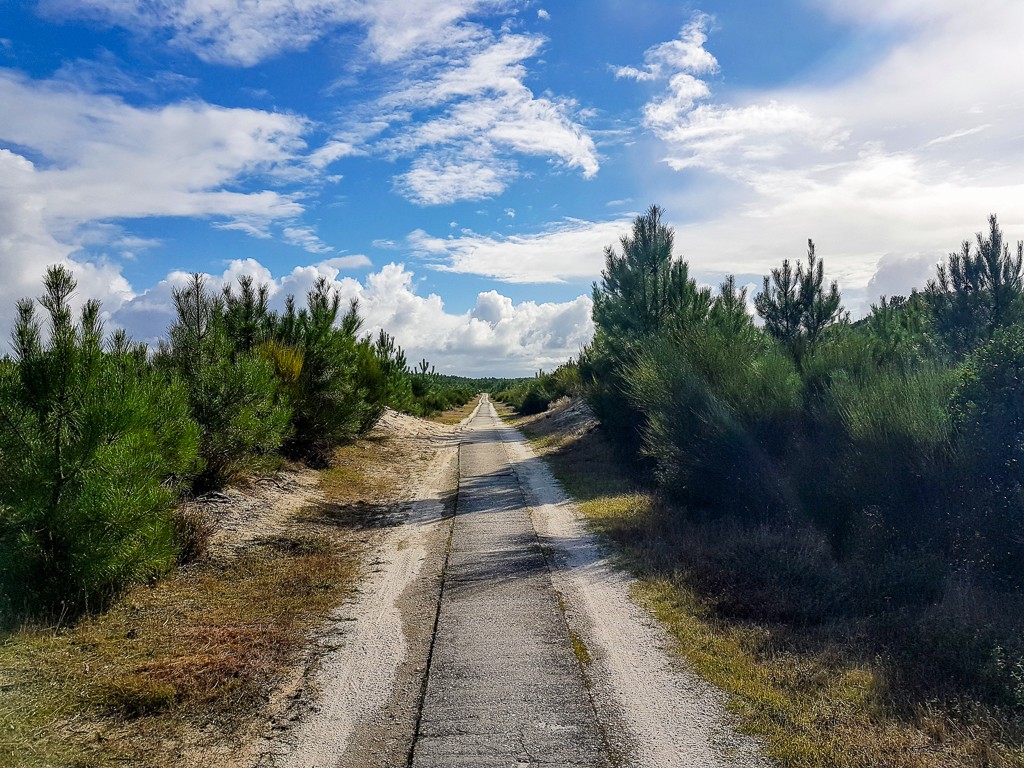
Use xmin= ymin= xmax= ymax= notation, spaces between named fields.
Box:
xmin=272 ymin=280 xmax=374 ymax=461
xmin=952 ymin=324 xmax=1024 ymax=580
xmin=518 ymin=383 xmax=554 ymax=415
xmin=626 ymin=324 xmax=802 ymax=519
xmin=827 ymin=362 xmax=956 ymax=548
xmin=161 ymin=274 xmax=291 ymax=490
xmin=0 ymin=267 xmax=200 ymax=614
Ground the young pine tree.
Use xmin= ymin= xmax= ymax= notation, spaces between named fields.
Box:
xmin=926 ymin=214 xmax=1024 ymax=357
xmin=755 ymin=239 xmax=843 ymax=363
xmin=0 ymin=266 xmax=200 ymax=613
xmin=273 ymin=278 xmax=374 ymax=461
xmin=161 ymin=274 xmax=290 ymax=489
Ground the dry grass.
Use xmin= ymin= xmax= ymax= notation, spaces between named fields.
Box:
xmin=426 ymin=394 xmax=482 ymax=425
xmin=0 ymin=430 xmax=435 ymax=768
xmin=508 ymin=399 xmax=1024 ymax=768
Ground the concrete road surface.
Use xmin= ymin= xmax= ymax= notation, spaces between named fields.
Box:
xmin=411 ymin=395 xmax=611 ymax=767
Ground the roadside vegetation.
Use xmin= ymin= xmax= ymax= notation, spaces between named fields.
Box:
xmin=0 ymin=267 xmax=491 ymax=620
xmin=506 ymin=205 xmax=1024 ymax=766
xmin=0 ymin=266 xmax=501 ymax=764
xmin=0 ymin=421 xmax=448 ymax=767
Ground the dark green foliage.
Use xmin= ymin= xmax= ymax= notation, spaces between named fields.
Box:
xmin=827 ymin=361 xmax=956 ymax=548
xmin=161 ymin=274 xmax=291 ymax=489
xmin=591 ymin=204 xmax=712 ymax=339
xmin=586 ymin=208 xmax=1017 ymax=570
xmin=624 ymin=319 xmax=802 ymax=519
xmin=754 ymin=239 xmax=843 ymax=363
xmin=860 ymin=292 xmax=935 ymax=368
xmin=585 ymin=204 xmax=711 ymax=453
xmin=222 ymin=274 xmax=274 ymax=353
xmin=0 ymin=267 xmax=200 ymax=614
xmin=952 ymin=325 xmax=1024 ymax=580
xmin=926 ymin=214 xmax=1024 ymax=358
xmin=272 ymin=279 xmax=372 ymax=461
xmin=492 ymin=360 xmax=580 ymax=414
xmin=357 ymin=330 xmax=413 ymax=417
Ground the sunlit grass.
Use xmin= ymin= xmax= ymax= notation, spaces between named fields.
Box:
xmin=426 ymin=393 xmax=482 ymax=425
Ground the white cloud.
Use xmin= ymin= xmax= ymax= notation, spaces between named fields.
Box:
xmin=537 ymin=9 xmax=550 ymax=21
xmin=369 ymin=29 xmax=599 ymax=204
xmin=397 ymin=153 xmax=513 ymax=205
xmin=407 ymin=216 xmax=634 ymax=283
xmin=660 ymin=101 xmax=846 ymax=172
xmin=283 ymin=225 xmax=334 ymax=254
xmin=39 ymin=0 xmax=510 ymax=67
xmin=39 ymin=1 xmax=599 ymax=205
xmin=618 ymin=2 xmax=1024 ymax=312
xmin=613 ymin=14 xmax=718 ymax=82
xmin=111 ymin=260 xmax=592 ymax=375
xmin=321 ymin=254 xmax=372 ymax=269
xmin=0 ymin=68 xmax=345 ymax=336
xmin=0 ymin=70 xmax=307 ymax=223
xmin=306 ymin=140 xmax=360 ymax=169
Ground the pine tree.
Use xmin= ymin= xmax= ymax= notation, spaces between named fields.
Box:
xmin=272 ymin=278 xmax=374 ymax=461
xmin=162 ymin=274 xmax=290 ymax=489
xmin=755 ymin=239 xmax=842 ymax=362
xmin=592 ymin=204 xmax=711 ymax=340
xmin=926 ymin=214 xmax=1024 ymax=357
xmin=0 ymin=266 xmax=200 ymax=611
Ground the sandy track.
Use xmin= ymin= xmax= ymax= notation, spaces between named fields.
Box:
xmin=264 ymin=397 xmax=769 ymax=767
xmin=263 ymin=404 xmax=479 ymax=767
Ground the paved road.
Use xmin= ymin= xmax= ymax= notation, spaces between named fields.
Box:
xmin=411 ymin=395 xmax=611 ymax=768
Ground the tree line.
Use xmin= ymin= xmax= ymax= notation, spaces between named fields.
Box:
xmin=540 ymin=205 xmax=1024 ymax=711
xmin=575 ymin=205 xmax=1024 ymax=584
xmin=0 ymin=268 xmax=483 ymax=618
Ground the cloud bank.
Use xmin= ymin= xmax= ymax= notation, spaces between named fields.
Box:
xmin=111 ymin=260 xmax=593 ymax=376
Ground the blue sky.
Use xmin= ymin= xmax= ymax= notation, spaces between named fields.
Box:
xmin=2 ymin=0 xmax=1023 ymax=374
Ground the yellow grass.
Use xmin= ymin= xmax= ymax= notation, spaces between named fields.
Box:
xmin=426 ymin=394 xmax=482 ymax=425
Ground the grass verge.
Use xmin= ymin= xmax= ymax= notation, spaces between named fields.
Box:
xmin=426 ymin=394 xmax=482 ymax=425
xmin=0 ymin=430 xmax=432 ymax=768
xmin=501 ymin=400 xmax=1024 ymax=768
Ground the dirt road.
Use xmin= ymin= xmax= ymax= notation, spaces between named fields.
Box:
xmin=269 ymin=396 xmax=770 ymax=767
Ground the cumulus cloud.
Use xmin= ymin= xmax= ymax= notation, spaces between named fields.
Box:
xmin=0 ymin=68 xmax=347 ymax=335
xmin=111 ymin=260 xmax=592 ymax=375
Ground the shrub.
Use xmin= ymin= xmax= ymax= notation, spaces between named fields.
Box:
xmin=0 ymin=267 xmax=200 ymax=614
xmin=827 ymin=363 xmax=956 ymax=549
xmin=161 ymin=274 xmax=291 ymax=489
xmin=952 ymin=324 xmax=1024 ymax=580
xmin=273 ymin=280 xmax=374 ymax=461
xmin=626 ymin=324 xmax=802 ymax=519
xmin=519 ymin=383 xmax=554 ymax=415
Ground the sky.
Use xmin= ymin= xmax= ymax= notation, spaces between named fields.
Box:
xmin=2 ymin=0 xmax=1024 ymax=375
